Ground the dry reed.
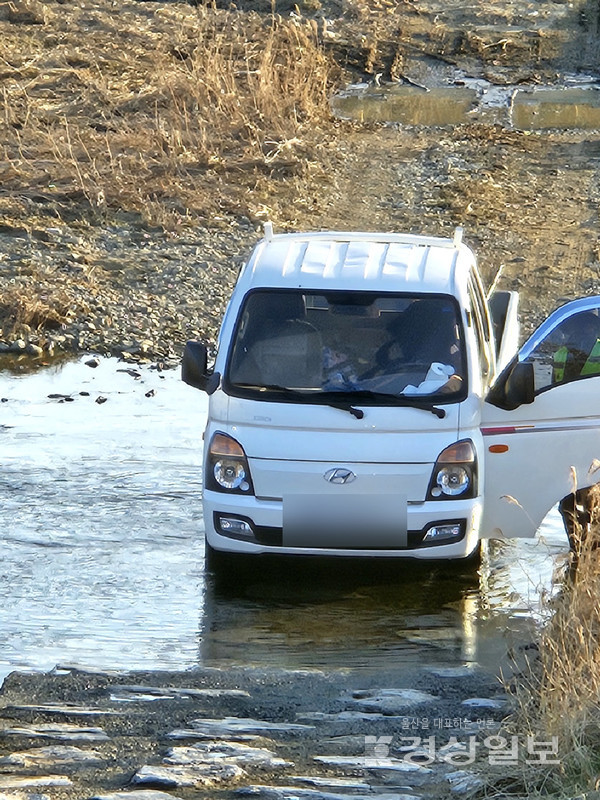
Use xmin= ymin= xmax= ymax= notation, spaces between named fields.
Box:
xmin=0 ymin=2 xmax=339 ymax=226
xmin=499 ymin=486 xmax=600 ymax=796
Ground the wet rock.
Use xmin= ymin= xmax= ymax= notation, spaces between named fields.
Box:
xmin=95 ymin=396 xmax=108 ymax=404
xmin=298 ymin=710 xmax=390 ymax=722
xmin=0 ymin=723 xmax=109 ymax=741
xmin=85 ymin=357 xmax=100 ymax=368
xmin=0 ymin=744 xmax=104 ymax=767
xmin=164 ymin=741 xmax=291 ymax=769
xmin=25 ymin=343 xmax=43 ymax=357
xmin=290 ymin=776 xmax=372 ymax=790
xmin=109 ymin=685 xmax=250 ymax=702
xmin=132 ymin=762 xmax=245 ymax=788
xmin=313 ymin=755 xmax=433 ymax=773
xmin=237 ymin=787 xmax=419 ymax=800
xmin=5 ymin=703 xmax=118 ymax=716
xmin=0 ymin=775 xmax=72 ymax=789
xmin=351 ymin=688 xmax=439 ymax=713
xmin=92 ymin=792 xmax=186 ymax=800
xmin=167 ymin=717 xmax=314 ymax=739
xmin=424 ymin=666 xmax=477 ymax=678
xmin=460 ymin=697 xmax=506 ymax=709
xmin=9 ymin=339 xmax=26 ymax=353
xmin=145 ymin=389 xmax=155 ymax=398
xmin=116 ymin=369 xmax=141 ymax=378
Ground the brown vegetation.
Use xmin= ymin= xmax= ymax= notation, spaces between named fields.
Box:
xmin=499 ymin=486 xmax=600 ymax=796
xmin=0 ymin=1 xmax=339 ymax=227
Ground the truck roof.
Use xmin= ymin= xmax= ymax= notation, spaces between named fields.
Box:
xmin=237 ymin=228 xmax=474 ymax=297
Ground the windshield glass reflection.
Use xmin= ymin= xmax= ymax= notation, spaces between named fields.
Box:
xmin=227 ymin=291 xmax=466 ymax=402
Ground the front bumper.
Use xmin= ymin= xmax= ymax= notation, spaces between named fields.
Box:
xmin=203 ymin=490 xmax=483 ymax=560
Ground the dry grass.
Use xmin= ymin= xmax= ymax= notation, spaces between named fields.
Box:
xmin=0 ymin=0 xmax=339 ymax=227
xmin=0 ymin=276 xmax=90 ymax=339
xmin=498 ymin=486 xmax=600 ymax=796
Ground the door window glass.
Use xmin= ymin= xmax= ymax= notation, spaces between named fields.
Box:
xmin=524 ymin=309 xmax=600 ymax=392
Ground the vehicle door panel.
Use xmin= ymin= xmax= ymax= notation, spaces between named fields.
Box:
xmin=481 ymin=297 xmax=600 ymax=539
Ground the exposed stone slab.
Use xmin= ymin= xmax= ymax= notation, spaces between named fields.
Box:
xmin=313 ymin=755 xmax=433 ymax=773
xmin=132 ymin=762 xmax=245 ymax=788
xmin=350 ymin=689 xmax=439 ymax=714
xmin=91 ymin=791 xmax=186 ymax=800
xmin=237 ymin=787 xmax=420 ymax=800
xmin=289 ymin=776 xmax=371 ymax=790
xmin=0 ymin=723 xmax=109 ymax=741
xmin=109 ymin=685 xmax=250 ymax=702
xmin=297 ymin=711 xmax=390 ymax=722
xmin=164 ymin=742 xmax=291 ymax=769
xmin=0 ymin=775 xmax=72 ymax=789
xmin=0 ymin=744 xmax=104 ymax=767
xmin=167 ymin=718 xmax=314 ymax=739
xmin=6 ymin=704 xmax=118 ymax=716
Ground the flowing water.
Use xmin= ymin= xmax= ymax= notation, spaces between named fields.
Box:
xmin=0 ymin=358 xmax=570 ymax=684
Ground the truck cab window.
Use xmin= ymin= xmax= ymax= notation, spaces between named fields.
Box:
xmin=227 ymin=290 xmax=467 ymax=403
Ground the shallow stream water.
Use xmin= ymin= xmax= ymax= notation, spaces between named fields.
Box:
xmin=0 ymin=358 xmax=570 ymax=684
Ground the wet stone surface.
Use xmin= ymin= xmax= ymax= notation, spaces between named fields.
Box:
xmin=0 ymin=664 xmax=511 ymax=800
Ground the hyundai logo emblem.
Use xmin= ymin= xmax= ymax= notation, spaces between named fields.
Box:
xmin=324 ymin=468 xmax=357 ymax=485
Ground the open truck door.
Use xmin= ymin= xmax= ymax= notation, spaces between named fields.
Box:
xmin=481 ymin=296 xmax=600 ymax=540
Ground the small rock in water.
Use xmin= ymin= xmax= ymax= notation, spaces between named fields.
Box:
xmin=85 ymin=357 xmax=100 ymax=368
xmin=96 ymin=396 xmax=108 ymax=405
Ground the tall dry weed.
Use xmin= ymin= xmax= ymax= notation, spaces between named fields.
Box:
xmin=502 ymin=485 xmax=600 ymax=794
xmin=0 ymin=4 xmax=339 ymax=225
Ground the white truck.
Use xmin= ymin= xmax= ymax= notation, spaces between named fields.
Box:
xmin=183 ymin=225 xmax=600 ymax=566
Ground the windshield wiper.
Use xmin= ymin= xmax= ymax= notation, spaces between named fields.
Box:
xmin=321 ymin=389 xmax=447 ymax=419
xmin=237 ymin=384 xmax=445 ymax=419
xmin=240 ymin=384 xmax=365 ymax=419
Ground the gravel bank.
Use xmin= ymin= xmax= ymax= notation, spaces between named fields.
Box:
xmin=0 ymin=220 xmax=258 ymax=365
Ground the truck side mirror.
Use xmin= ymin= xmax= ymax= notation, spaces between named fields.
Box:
xmin=487 ymin=359 xmax=534 ymax=409
xmin=504 ymin=361 xmax=535 ymax=407
xmin=182 ymin=341 xmax=220 ymax=394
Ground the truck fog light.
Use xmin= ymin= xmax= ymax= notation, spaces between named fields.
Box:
xmin=423 ymin=523 xmax=463 ymax=543
xmin=217 ymin=515 xmax=254 ymax=537
xmin=213 ymin=459 xmax=247 ymax=490
xmin=436 ymin=465 xmax=470 ymax=496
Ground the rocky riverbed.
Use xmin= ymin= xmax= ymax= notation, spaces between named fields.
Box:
xmin=0 ymin=662 xmax=517 ymax=800
xmin=1 ymin=0 xmax=597 ymax=796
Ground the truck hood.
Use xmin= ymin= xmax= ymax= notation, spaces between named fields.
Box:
xmin=209 ymin=393 xmax=461 ymax=463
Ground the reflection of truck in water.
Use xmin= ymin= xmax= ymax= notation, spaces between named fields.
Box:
xmin=183 ymin=225 xmax=600 ymax=568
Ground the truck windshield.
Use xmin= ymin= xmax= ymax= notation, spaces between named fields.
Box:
xmin=226 ymin=291 xmax=466 ymax=403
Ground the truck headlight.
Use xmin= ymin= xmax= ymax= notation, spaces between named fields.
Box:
xmin=427 ymin=439 xmax=477 ymax=500
xmin=206 ymin=432 xmax=254 ymax=494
